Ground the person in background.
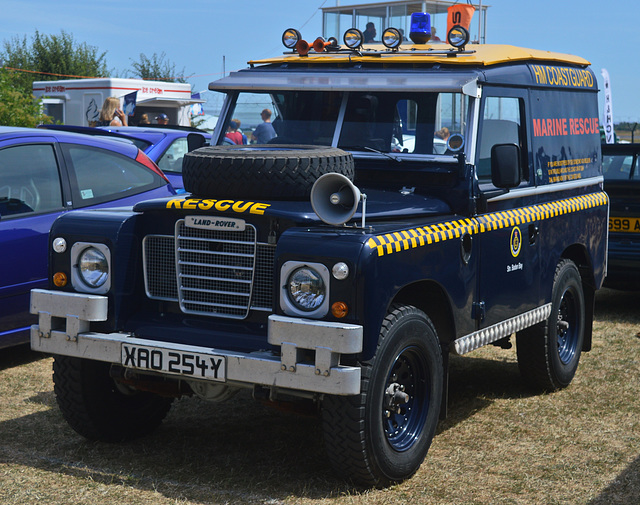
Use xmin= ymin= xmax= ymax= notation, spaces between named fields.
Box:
xmin=97 ymin=97 xmax=127 ymax=126
xmin=430 ymin=27 xmax=442 ymax=43
xmin=138 ymin=113 xmax=150 ymax=125
xmin=156 ymin=113 xmax=169 ymax=125
xmin=233 ymin=118 xmax=248 ymax=144
xmin=225 ymin=120 xmax=244 ymax=145
xmin=251 ymin=109 xmax=277 ymax=144
xmin=435 ymin=126 xmax=450 ymax=141
xmin=363 ymin=22 xmax=377 ymax=43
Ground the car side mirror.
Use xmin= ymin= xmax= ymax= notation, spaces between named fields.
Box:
xmin=491 ymin=143 xmax=522 ymax=188
xmin=187 ymin=133 xmax=206 ymax=152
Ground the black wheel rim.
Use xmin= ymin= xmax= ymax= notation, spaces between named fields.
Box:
xmin=382 ymin=345 xmax=430 ymax=452
xmin=556 ymin=288 xmax=579 ymax=364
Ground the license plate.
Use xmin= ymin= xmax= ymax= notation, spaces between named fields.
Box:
xmin=609 ymin=217 xmax=640 ymax=233
xmin=121 ymin=344 xmax=226 ymax=381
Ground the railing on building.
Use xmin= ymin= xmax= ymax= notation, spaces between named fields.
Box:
xmin=322 ymin=1 xmax=489 ymax=45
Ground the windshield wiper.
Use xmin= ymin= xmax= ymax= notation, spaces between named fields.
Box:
xmin=354 ymin=146 xmax=402 ymax=163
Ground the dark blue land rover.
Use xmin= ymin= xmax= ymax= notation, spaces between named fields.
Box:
xmin=30 ymin=24 xmax=608 ymax=486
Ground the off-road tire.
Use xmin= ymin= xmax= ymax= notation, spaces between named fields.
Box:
xmin=516 ymin=259 xmax=585 ymax=391
xmin=182 ymin=145 xmax=354 ymax=200
xmin=322 ymin=304 xmax=443 ymax=487
xmin=53 ymin=356 xmax=173 ymax=442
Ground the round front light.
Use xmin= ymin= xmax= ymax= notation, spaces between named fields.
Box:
xmin=287 ymin=267 xmax=326 ymax=312
xmin=344 ymin=28 xmax=364 ymax=49
xmin=382 ymin=28 xmax=403 ymax=49
xmin=282 ymin=28 xmax=301 ymax=49
xmin=52 ymin=237 xmax=67 ymax=253
xmin=78 ymin=247 xmax=109 ymax=288
xmin=447 ymin=25 xmax=470 ymax=48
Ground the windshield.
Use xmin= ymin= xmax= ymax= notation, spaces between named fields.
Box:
xmin=219 ymin=90 xmax=469 ymax=156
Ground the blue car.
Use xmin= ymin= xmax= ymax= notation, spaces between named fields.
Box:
xmin=602 ymin=142 xmax=640 ymax=290
xmin=0 ymin=126 xmax=176 ymax=348
xmin=40 ymin=125 xmax=211 ymax=192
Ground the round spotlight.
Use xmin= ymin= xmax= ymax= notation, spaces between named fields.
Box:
xmin=343 ymin=28 xmax=364 ymax=49
xmin=282 ymin=28 xmax=301 ymax=49
xmin=52 ymin=237 xmax=67 ymax=253
xmin=382 ymin=28 xmax=403 ymax=49
xmin=447 ymin=25 xmax=470 ymax=49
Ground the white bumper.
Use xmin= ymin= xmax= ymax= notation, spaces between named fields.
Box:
xmin=30 ymin=289 xmax=363 ymax=396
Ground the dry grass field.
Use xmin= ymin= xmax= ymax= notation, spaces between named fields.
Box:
xmin=1 ymin=287 xmax=638 ymax=505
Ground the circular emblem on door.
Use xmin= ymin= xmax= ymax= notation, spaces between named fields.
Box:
xmin=510 ymin=226 xmax=522 ymax=258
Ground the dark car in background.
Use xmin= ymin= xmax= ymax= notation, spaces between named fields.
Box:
xmin=602 ymin=142 xmax=640 ymax=290
xmin=0 ymin=127 xmax=176 ymax=348
xmin=40 ymin=125 xmax=211 ymax=192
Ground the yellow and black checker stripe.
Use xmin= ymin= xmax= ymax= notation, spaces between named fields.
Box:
xmin=367 ymin=192 xmax=608 ymax=257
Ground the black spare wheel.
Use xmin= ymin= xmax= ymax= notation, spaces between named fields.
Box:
xmin=182 ymin=145 xmax=354 ymax=200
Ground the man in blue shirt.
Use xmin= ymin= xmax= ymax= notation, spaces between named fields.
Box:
xmin=252 ymin=109 xmax=277 ymax=144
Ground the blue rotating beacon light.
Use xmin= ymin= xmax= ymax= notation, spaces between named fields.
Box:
xmin=409 ymin=12 xmax=431 ymax=44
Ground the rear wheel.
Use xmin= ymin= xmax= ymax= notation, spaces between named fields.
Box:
xmin=53 ymin=356 xmax=173 ymax=442
xmin=516 ymin=259 xmax=585 ymax=391
xmin=322 ymin=304 xmax=443 ymax=486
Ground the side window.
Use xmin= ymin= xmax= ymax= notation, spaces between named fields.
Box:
xmin=63 ymin=144 xmax=161 ymax=207
xmin=0 ymin=144 xmax=63 ymax=218
xmin=477 ymin=96 xmax=525 ymax=181
xmin=157 ymin=137 xmax=188 ymax=174
xmin=602 ymin=154 xmax=635 ymax=180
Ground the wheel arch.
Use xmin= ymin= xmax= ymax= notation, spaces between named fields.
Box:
xmin=561 ymin=244 xmax=595 ymax=352
xmin=391 ymin=280 xmax=456 ymax=347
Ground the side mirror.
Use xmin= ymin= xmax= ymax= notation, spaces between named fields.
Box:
xmin=491 ymin=143 xmax=522 ymax=188
xmin=187 ymin=133 xmax=206 ymax=152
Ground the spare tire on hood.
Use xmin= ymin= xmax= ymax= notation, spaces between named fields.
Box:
xmin=182 ymin=145 xmax=354 ymax=200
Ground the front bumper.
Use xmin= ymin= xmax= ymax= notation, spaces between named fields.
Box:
xmin=30 ymin=289 xmax=363 ymax=396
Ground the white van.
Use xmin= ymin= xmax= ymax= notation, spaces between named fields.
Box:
xmin=32 ymin=77 xmax=204 ymax=127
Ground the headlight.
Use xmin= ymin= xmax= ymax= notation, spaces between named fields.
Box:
xmin=447 ymin=25 xmax=470 ymax=49
xmin=280 ymin=261 xmax=330 ymax=317
xmin=79 ymin=247 xmax=109 ymax=288
xmin=71 ymin=242 xmax=111 ymax=294
xmin=282 ymin=28 xmax=301 ymax=49
xmin=287 ymin=267 xmax=325 ymax=311
xmin=343 ymin=28 xmax=363 ymax=49
xmin=382 ymin=28 xmax=403 ymax=49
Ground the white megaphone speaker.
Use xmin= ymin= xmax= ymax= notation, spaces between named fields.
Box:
xmin=311 ymin=173 xmax=366 ymax=226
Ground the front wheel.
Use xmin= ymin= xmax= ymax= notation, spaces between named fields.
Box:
xmin=516 ymin=259 xmax=585 ymax=391
xmin=322 ymin=304 xmax=443 ymax=487
xmin=53 ymin=356 xmax=173 ymax=442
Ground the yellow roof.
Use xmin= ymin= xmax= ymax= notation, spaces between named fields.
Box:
xmin=249 ymin=43 xmax=591 ymax=68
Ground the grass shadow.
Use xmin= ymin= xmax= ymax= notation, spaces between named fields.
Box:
xmin=0 ymin=347 xmax=541 ymax=502
xmin=587 ymin=453 xmax=640 ymax=505
xmin=0 ymin=344 xmax=43 ymax=372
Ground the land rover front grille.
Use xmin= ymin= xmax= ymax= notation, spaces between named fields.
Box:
xmin=143 ymin=220 xmax=275 ymax=318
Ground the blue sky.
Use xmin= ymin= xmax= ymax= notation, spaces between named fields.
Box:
xmin=1 ymin=0 xmax=637 ymax=122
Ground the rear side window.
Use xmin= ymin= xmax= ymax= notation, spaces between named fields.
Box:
xmin=0 ymin=144 xmax=63 ymax=218
xmin=602 ymin=154 xmax=636 ymax=180
xmin=157 ymin=137 xmax=188 ymax=174
xmin=62 ymin=144 xmax=165 ymax=207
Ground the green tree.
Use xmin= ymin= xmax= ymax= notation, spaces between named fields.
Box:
xmin=0 ymin=30 xmax=108 ymax=95
xmin=127 ymin=52 xmax=187 ymax=83
xmin=0 ymin=68 xmax=51 ymax=126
